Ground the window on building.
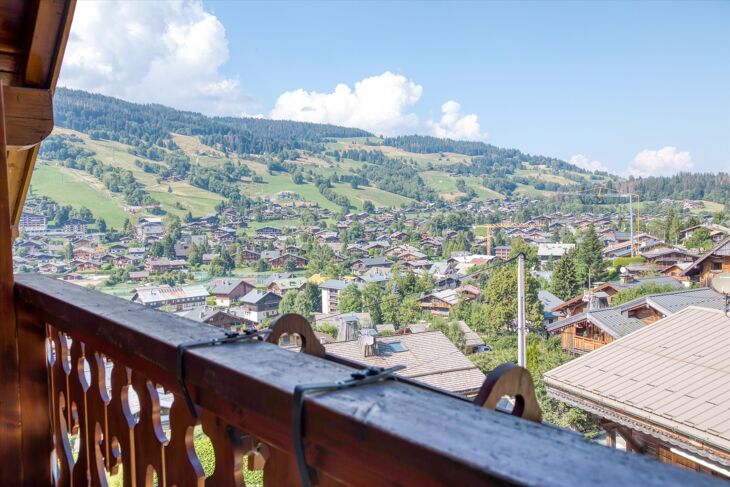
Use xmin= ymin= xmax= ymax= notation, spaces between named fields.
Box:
xmin=383 ymin=342 xmax=407 ymax=353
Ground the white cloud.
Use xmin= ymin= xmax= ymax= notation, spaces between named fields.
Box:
xmin=569 ymin=154 xmax=609 ymax=173
xmin=271 ymin=71 xmax=487 ymax=139
xmin=59 ymin=0 xmax=253 ymax=116
xmin=628 ymin=146 xmax=693 ymax=177
xmin=270 ymin=71 xmax=422 ymax=135
xmin=427 ymin=101 xmax=488 ymax=141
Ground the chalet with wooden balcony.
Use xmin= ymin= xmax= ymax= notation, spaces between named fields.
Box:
xmin=551 ymin=275 xmax=684 ymax=318
xmin=0 ymin=4 xmax=724 ymax=486
xmin=641 ymin=247 xmax=698 ymax=269
xmin=681 ymin=237 xmax=730 ymax=287
xmin=548 ymin=287 xmax=725 ymax=354
xmin=545 ymin=307 xmax=730 ymax=479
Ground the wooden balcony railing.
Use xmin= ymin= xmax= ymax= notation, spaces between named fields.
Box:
xmin=571 ymin=335 xmax=605 ymax=353
xmin=11 ymin=273 xmax=724 ymax=486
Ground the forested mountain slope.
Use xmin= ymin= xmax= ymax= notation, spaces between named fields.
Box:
xmin=30 ymin=88 xmax=728 ymax=225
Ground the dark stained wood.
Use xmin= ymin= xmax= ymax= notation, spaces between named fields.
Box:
xmin=3 ymin=85 xmax=53 ymax=148
xmin=473 ymin=362 xmax=542 ymax=423
xmin=23 ymin=0 xmax=71 ymax=88
xmin=14 ymin=273 xmax=726 ymax=487
xmin=15 ymin=300 xmax=53 ymax=485
xmin=165 ymin=395 xmax=205 ymax=487
xmin=267 ymin=313 xmax=325 ymax=357
xmin=201 ymin=410 xmax=244 ymax=487
xmin=0 ymin=82 xmax=23 ymax=487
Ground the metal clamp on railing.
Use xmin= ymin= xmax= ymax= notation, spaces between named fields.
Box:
xmin=177 ymin=328 xmax=271 ymax=418
xmin=292 ymin=365 xmax=405 ymax=487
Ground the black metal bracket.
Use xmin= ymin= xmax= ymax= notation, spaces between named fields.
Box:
xmin=177 ymin=328 xmax=271 ymax=418
xmin=292 ymin=365 xmax=405 ymax=487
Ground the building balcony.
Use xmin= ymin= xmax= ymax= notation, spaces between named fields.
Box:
xmin=3 ymin=273 xmax=723 ymax=486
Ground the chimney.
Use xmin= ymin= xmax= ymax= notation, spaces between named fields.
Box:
xmin=358 ymin=334 xmax=376 ymax=357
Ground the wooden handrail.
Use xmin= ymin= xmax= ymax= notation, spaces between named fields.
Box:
xmin=13 ymin=273 xmax=724 ymax=486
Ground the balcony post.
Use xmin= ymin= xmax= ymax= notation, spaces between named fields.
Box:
xmin=0 ymin=82 xmax=24 ymax=484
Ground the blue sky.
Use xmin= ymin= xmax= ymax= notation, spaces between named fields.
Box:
xmin=61 ymin=0 xmax=729 ymax=175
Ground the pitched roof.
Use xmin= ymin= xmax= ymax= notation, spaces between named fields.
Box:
xmin=544 ymin=307 xmax=730 ymax=466
xmin=208 ymin=278 xmax=247 ymax=295
xmin=325 ymin=331 xmax=485 ymax=395
xmin=548 ymin=287 xmax=724 ymax=337
xmin=133 ymin=285 xmax=209 ymax=305
xmin=547 ymin=307 xmax=645 ymax=338
xmin=681 ymin=236 xmax=730 ymax=277
xmin=240 ymin=289 xmax=279 ymax=304
xmin=538 ymin=290 xmax=564 ymax=311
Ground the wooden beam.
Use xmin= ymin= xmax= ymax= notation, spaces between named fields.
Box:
xmin=10 ymin=0 xmax=75 ymax=229
xmin=3 ymin=85 xmax=53 ymax=149
xmin=24 ymin=0 xmax=75 ymax=89
xmin=0 ymin=83 xmax=23 ymax=486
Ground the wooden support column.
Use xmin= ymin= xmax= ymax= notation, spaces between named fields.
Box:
xmin=0 ymin=82 xmax=23 ymax=485
xmin=16 ymin=303 xmax=53 ymax=485
xmin=606 ymin=429 xmax=616 ymax=449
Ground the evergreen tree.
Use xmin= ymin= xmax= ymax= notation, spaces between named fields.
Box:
xmin=576 ymin=225 xmax=606 ymax=285
xmin=96 ymin=217 xmax=107 ymax=232
xmin=550 ymin=250 xmax=581 ymax=300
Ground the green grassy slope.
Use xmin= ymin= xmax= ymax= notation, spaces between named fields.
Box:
xmin=31 ymin=164 xmax=129 ymax=228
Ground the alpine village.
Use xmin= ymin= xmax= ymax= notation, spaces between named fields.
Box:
xmin=2 ymin=2 xmax=730 ymax=486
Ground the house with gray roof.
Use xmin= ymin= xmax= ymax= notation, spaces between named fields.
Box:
xmin=548 ymin=287 xmax=724 ymax=355
xmin=207 ymin=278 xmax=254 ymax=306
xmin=325 ymin=331 xmax=485 ymax=396
xmin=544 ymin=307 xmax=730 ymax=477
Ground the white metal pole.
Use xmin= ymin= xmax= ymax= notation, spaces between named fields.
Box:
xmin=517 ymin=253 xmax=526 ymax=367
xmin=628 ymin=193 xmax=635 ymax=258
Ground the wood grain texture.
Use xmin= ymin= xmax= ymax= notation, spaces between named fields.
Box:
xmin=0 ymin=82 xmax=23 ymax=486
xmin=3 ymin=85 xmax=53 ymax=148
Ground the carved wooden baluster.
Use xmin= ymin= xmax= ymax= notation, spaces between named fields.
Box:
xmin=165 ymin=393 xmax=205 ymax=487
xmin=55 ymin=391 xmax=75 ymax=487
xmin=46 ymin=326 xmax=68 ymax=485
xmin=107 ymin=363 xmax=135 ymax=487
xmin=85 ymin=348 xmax=112 ymax=486
xmin=70 ymin=339 xmax=92 ymax=486
xmin=131 ymin=373 xmax=168 ymax=487
xmin=92 ymin=422 xmax=110 ymax=487
xmin=201 ymin=410 xmax=244 ymax=487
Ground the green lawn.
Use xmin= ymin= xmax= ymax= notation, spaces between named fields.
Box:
xmin=30 ymin=164 xmax=129 ymax=228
